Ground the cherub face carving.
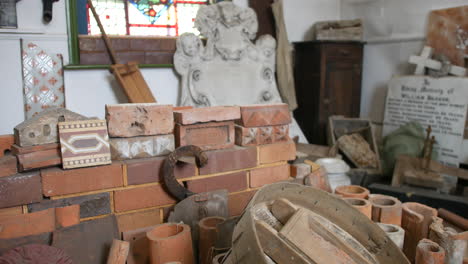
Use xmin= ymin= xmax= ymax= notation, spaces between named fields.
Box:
xmin=180 ymin=33 xmax=201 ymax=57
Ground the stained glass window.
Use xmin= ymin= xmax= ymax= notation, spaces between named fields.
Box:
xmin=87 ymin=0 xmax=209 ymax=37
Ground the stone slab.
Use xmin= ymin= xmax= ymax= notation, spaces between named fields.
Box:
xmin=28 ymin=192 xmax=111 ymax=219
xmin=52 ymin=215 xmax=119 ymax=264
xmin=14 ymin=107 xmax=88 ymax=147
xmin=59 ymin=119 xmax=112 ymax=169
xmin=175 ymin=121 xmax=234 ymax=151
xmin=41 ymin=163 xmax=123 ymax=197
xmin=125 ymin=157 xmax=195 ymax=185
xmin=110 ymin=134 xmax=175 ymax=160
xmin=0 ymin=155 xmax=17 ymax=178
xmin=173 ymin=106 xmax=240 ymax=125
xmin=17 ymin=148 xmax=61 ymax=171
xmin=0 ymin=172 xmax=42 ymax=209
xmin=106 ymin=103 xmax=174 ymax=137
xmin=236 ymin=104 xmax=291 ymax=127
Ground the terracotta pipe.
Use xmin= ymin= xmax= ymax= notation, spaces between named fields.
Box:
xmin=199 ymin=216 xmax=226 ymax=264
xmin=335 ymin=185 xmax=369 ymax=199
xmin=146 ymin=223 xmax=195 ymax=264
xmin=377 ymin=223 xmax=405 ymax=249
xmin=401 ymin=202 xmax=438 ymax=262
xmin=415 ymin=239 xmax=445 ymax=264
xmin=438 ymin=208 xmax=468 ymax=231
xmin=344 ymin=198 xmax=372 ymax=219
xmin=369 ymin=194 xmax=402 ymax=226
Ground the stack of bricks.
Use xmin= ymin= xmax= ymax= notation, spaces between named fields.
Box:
xmin=0 ymin=103 xmax=297 ymax=256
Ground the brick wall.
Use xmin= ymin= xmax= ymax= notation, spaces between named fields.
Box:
xmin=78 ymin=35 xmax=177 ymax=65
xmin=0 ymin=103 xmax=296 ymax=253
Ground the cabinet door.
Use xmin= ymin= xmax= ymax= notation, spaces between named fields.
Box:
xmin=324 ymin=60 xmax=362 ymax=118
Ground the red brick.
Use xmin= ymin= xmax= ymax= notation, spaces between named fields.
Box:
xmin=11 ymin=143 xmax=59 ymax=155
xmin=125 ymin=157 xmax=195 ymax=185
xmin=0 ymin=135 xmax=14 ymax=158
xmin=114 ymin=185 xmax=176 ymax=212
xmin=0 ymin=155 xmax=17 ymax=177
xmin=250 ymin=164 xmax=290 ymax=188
xmin=258 ymin=141 xmax=296 ymax=164
xmin=144 ymin=52 xmax=174 ymax=64
xmin=130 ymin=37 xmax=176 ymax=51
xmin=55 ymin=205 xmax=80 ymax=228
xmin=236 ymin=104 xmax=291 ymax=127
xmin=199 ymin=146 xmax=257 ymax=175
xmin=186 ymin=171 xmax=248 ymax=193
xmin=290 ymin=163 xmax=311 ymax=179
xmin=0 ymin=206 xmax=23 ymax=218
xmin=41 ymin=163 xmax=124 ymax=197
xmin=117 ymin=208 xmax=161 ymax=232
xmin=17 ymin=148 xmax=61 ymax=172
xmin=175 ymin=121 xmax=234 ymax=151
xmin=228 ymin=190 xmax=257 ymax=216
xmin=0 ymin=172 xmax=42 ymax=209
xmin=0 ymin=208 xmax=55 ymax=239
xmin=106 ymin=103 xmax=174 ymax=137
xmin=174 ymin=106 xmax=240 ymax=125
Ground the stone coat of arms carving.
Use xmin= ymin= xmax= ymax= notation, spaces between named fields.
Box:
xmin=174 ymin=2 xmax=282 ymax=107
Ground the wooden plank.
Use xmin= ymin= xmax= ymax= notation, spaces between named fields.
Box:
xmin=255 ymin=220 xmax=311 ymax=264
xmin=106 ymin=239 xmax=129 ymax=264
xmin=270 ymin=199 xmax=297 ymax=225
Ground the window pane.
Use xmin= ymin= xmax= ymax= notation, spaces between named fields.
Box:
xmin=88 ymin=0 xmax=127 ymax=35
xmin=177 ymin=3 xmax=206 ymax=35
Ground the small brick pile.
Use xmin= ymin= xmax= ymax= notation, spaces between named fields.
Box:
xmin=0 ymin=103 xmax=296 ymax=256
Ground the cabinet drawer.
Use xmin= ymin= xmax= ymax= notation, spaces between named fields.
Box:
xmin=322 ymin=44 xmax=362 ymax=59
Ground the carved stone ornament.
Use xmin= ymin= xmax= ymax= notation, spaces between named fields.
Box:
xmin=174 ymin=2 xmax=282 ymax=107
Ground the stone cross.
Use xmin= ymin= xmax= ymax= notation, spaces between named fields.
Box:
xmin=409 ymin=46 xmax=466 ymax=76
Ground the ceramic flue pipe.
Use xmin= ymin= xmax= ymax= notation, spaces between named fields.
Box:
xmin=146 ymin=223 xmax=195 ymax=264
xmin=335 ymin=185 xmax=370 ymax=199
xmin=344 ymin=198 xmax=372 ymax=219
xmin=401 ymin=202 xmax=438 ymax=262
xmin=377 ymin=223 xmax=405 ymax=249
xmin=199 ymin=216 xmax=226 ymax=264
xmin=369 ymin=194 xmax=402 ymax=226
xmin=415 ymin=239 xmax=445 ymax=264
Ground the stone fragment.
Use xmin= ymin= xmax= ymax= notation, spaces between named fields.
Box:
xmin=123 ymin=225 xmax=157 ymax=264
xmin=125 ymin=157 xmax=195 ymax=185
xmin=175 ymin=121 xmax=234 ymax=151
xmin=415 ymin=239 xmax=445 ymax=264
xmin=236 ymin=104 xmax=291 ymax=127
xmin=0 ymin=244 xmax=73 ymax=263
xmin=114 ymin=184 xmax=176 ymax=212
xmin=0 ymin=172 xmax=42 ymax=208
xmin=258 ymin=140 xmax=296 ymax=164
xmin=401 ymin=202 xmax=438 ymax=262
xmin=337 ymin=133 xmax=379 ymax=169
xmin=0 ymin=232 xmax=52 ymax=255
xmin=28 ymin=192 xmax=111 ymax=219
xmin=334 ymin=185 xmax=369 ymax=199
xmin=0 ymin=208 xmax=55 ymax=239
xmin=0 ymin=155 xmax=17 ymax=177
xmin=377 ymin=223 xmax=405 ymax=249
xmin=186 ymin=171 xmax=248 ymax=193
xmin=290 ymin=163 xmax=311 ymax=179
xmin=199 ymin=146 xmax=257 ymax=175
xmin=0 ymin=135 xmax=14 ymax=157
xmin=55 ymin=205 xmax=80 ymax=228
xmin=250 ymin=164 xmax=290 ymax=188
xmin=369 ymin=194 xmax=402 ymax=226
xmin=17 ymin=148 xmax=61 ymax=171
xmin=59 ymin=119 xmax=111 ymax=169
xmin=228 ymin=190 xmax=257 ymax=216
xmin=106 ymin=103 xmax=174 ymax=137
xmin=116 ymin=208 xmax=162 ymax=233
xmin=52 ymin=215 xmax=119 ymax=264
xmin=14 ymin=107 xmax=87 ymax=147
xmin=110 ymin=134 xmax=175 ymax=160
xmin=304 ymin=167 xmax=332 ymax=192
xmin=41 ymin=163 xmax=123 ymax=197
xmin=174 ymin=106 xmax=240 ymax=125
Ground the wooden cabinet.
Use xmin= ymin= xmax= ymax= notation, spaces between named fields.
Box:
xmin=293 ymin=41 xmax=364 ymax=145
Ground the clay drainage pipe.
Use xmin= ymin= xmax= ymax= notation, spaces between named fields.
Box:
xmin=146 ymin=223 xmax=194 ymax=264
xmin=344 ymin=198 xmax=372 ymax=219
xmin=415 ymin=239 xmax=445 ymax=264
xmin=335 ymin=185 xmax=370 ymax=199
xmin=199 ymin=216 xmax=226 ymax=264
xmin=369 ymin=194 xmax=402 ymax=226
xmin=377 ymin=223 xmax=405 ymax=249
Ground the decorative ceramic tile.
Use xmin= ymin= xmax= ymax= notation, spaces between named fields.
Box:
xmin=21 ymin=41 xmax=65 ymax=120
xmin=58 ymin=120 xmax=111 ymax=169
